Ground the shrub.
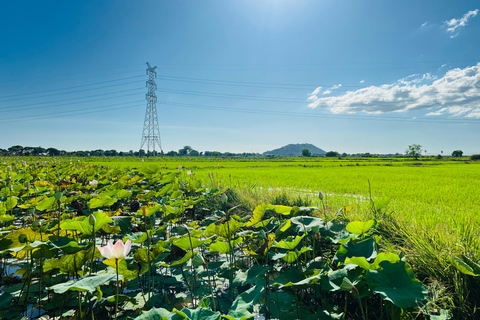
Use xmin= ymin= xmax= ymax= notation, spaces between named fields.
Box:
xmin=471 ymin=154 xmax=480 ymax=160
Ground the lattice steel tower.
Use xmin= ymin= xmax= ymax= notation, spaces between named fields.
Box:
xmin=140 ymin=62 xmax=163 ymax=156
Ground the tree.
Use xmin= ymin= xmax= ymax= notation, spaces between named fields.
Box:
xmin=405 ymin=144 xmax=422 ymax=160
xmin=189 ymin=150 xmax=200 ymax=157
xmin=8 ymin=145 xmax=24 ymax=156
xmin=32 ymin=146 xmax=45 ymax=156
xmin=46 ymin=148 xmax=60 ymax=157
xmin=325 ymin=151 xmax=339 ymax=157
xmin=452 ymin=150 xmax=463 ymax=157
xmin=178 ymin=146 xmax=192 ymax=156
xmin=302 ymin=148 xmax=311 ymax=157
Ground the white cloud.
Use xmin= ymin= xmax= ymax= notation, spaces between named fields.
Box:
xmin=307 ymin=86 xmax=321 ymax=101
xmin=331 ymin=84 xmax=342 ymax=90
xmin=421 ymin=21 xmax=428 ymax=27
xmin=359 ymin=80 xmax=365 ymax=84
xmin=307 ymin=63 xmax=480 ymax=118
xmin=444 ymin=9 xmax=478 ymax=38
xmin=322 ymin=90 xmax=331 ymax=95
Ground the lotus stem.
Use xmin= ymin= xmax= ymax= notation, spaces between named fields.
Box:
xmin=115 ymin=258 xmax=119 ymax=320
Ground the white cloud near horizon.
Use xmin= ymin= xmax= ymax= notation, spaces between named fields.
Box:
xmin=421 ymin=21 xmax=428 ymax=27
xmin=307 ymin=63 xmax=480 ymax=118
xmin=444 ymin=9 xmax=478 ymax=38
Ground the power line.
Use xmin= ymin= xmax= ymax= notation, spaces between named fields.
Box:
xmin=0 ymin=75 xmax=143 ymax=101
xmin=157 ymin=87 xmax=306 ymax=103
xmin=157 ymin=74 xmax=365 ymax=89
xmin=157 ymin=100 xmax=480 ymax=124
xmin=0 ymin=64 xmax=144 ymax=85
xmin=0 ymin=100 xmax=143 ymax=123
xmin=0 ymin=88 xmax=144 ymax=112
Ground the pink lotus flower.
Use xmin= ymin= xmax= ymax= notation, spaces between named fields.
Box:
xmin=89 ymin=179 xmax=98 ymax=187
xmin=97 ymin=240 xmax=132 ymax=259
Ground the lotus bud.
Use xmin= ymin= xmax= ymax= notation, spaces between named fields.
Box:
xmin=89 ymin=214 xmax=96 ymax=226
xmin=220 ymin=193 xmax=228 ymax=204
xmin=318 ymin=192 xmax=324 ymax=201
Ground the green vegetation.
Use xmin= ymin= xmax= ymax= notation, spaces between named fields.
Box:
xmin=301 ymin=149 xmax=311 ymax=157
xmin=405 ymin=144 xmax=422 ymax=160
xmin=1 ymin=156 xmax=480 ymax=319
xmin=451 ymin=150 xmax=463 ymax=157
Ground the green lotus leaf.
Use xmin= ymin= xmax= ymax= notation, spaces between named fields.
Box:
xmin=160 ymin=172 xmax=177 ymax=184
xmin=88 ymin=193 xmax=118 ymax=209
xmin=172 ymin=235 xmax=205 ymax=251
xmin=0 ymin=292 xmax=14 ymax=309
xmin=334 ymin=237 xmax=377 ymax=264
xmin=103 ymin=258 xmax=140 ymax=281
xmin=2 ymin=227 xmax=42 ymax=251
xmin=0 ymin=214 xmax=15 ymax=223
xmin=48 ymin=274 xmax=120 ymax=294
xmin=371 ymin=252 xmax=401 ymax=269
xmin=228 ymin=284 xmax=264 ymax=319
xmin=134 ymin=243 xmax=169 ymax=265
xmin=4 ymin=197 xmax=17 ymax=211
xmin=116 ymin=189 xmax=132 ymax=199
xmin=290 ymin=216 xmax=324 ymax=234
xmin=344 ymin=256 xmax=370 ymax=270
xmin=110 ymin=216 xmax=133 ymax=233
xmin=345 ymin=220 xmax=375 ymax=236
xmin=61 ymin=211 xmax=113 ymax=236
xmin=180 ymin=308 xmax=221 ymax=320
xmin=272 ymin=234 xmax=305 ymax=250
xmin=18 ymin=195 xmax=47 ymax=209
xmin=44 ymin=249 xmax=98 ymax=275
xmin=245 ymin=203 xmax=267 ymax=227
xmin=139 ymin=165 xmax=161 ymax=175
xmin=281 ymin=271 xmax=322 ymax=289
xmin=36 ymin=196 xmax=57 ymax=211
xmin=366 ymin=260 xmax=428 ymax=308
xmin=157 ymin=183 xmax=174 ymax=197
xmin=134 ymin=307 xmax=187 ymax=320
xmin=210 ymin=240 xmax=231 ymax=254
xmin=162 ymin=251 xmax=194 ymax=267
xmin=305 ymin=310 xmax=344 ymax=320
xmin=205 ymin=219 xmax=244 ymax=238
xmin=124 ymin=232 xmax=148 ymax=244
xmin=266 ymin=204 xmax=293 ymax=215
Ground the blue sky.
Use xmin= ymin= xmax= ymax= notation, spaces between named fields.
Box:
xmin=1 ymin=0 xmax=480 ymax=155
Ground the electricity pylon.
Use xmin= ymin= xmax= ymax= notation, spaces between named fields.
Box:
xmin=140 ymin=62 xmax=163 ymax=156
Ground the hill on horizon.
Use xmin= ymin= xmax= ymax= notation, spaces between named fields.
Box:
xmin=263 ymin=143 xmax=326 ymax=156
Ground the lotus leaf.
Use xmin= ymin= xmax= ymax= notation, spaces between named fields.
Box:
xmin=366 ymin=260 xmax=428 ymax=308
xmin=345 ymin=220 xmax=375 ymax=236
xmin=290 ymin=216 xmax=324 ymax=234
xmin=48 ymin=273 xmax=120 ymax=294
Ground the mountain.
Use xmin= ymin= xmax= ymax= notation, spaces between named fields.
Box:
xmin=263 ymin=143 xmax=326 ymax=156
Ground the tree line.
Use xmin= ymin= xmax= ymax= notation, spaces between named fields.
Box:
xmin=0 ymin=145 xmax=258 ymax=158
